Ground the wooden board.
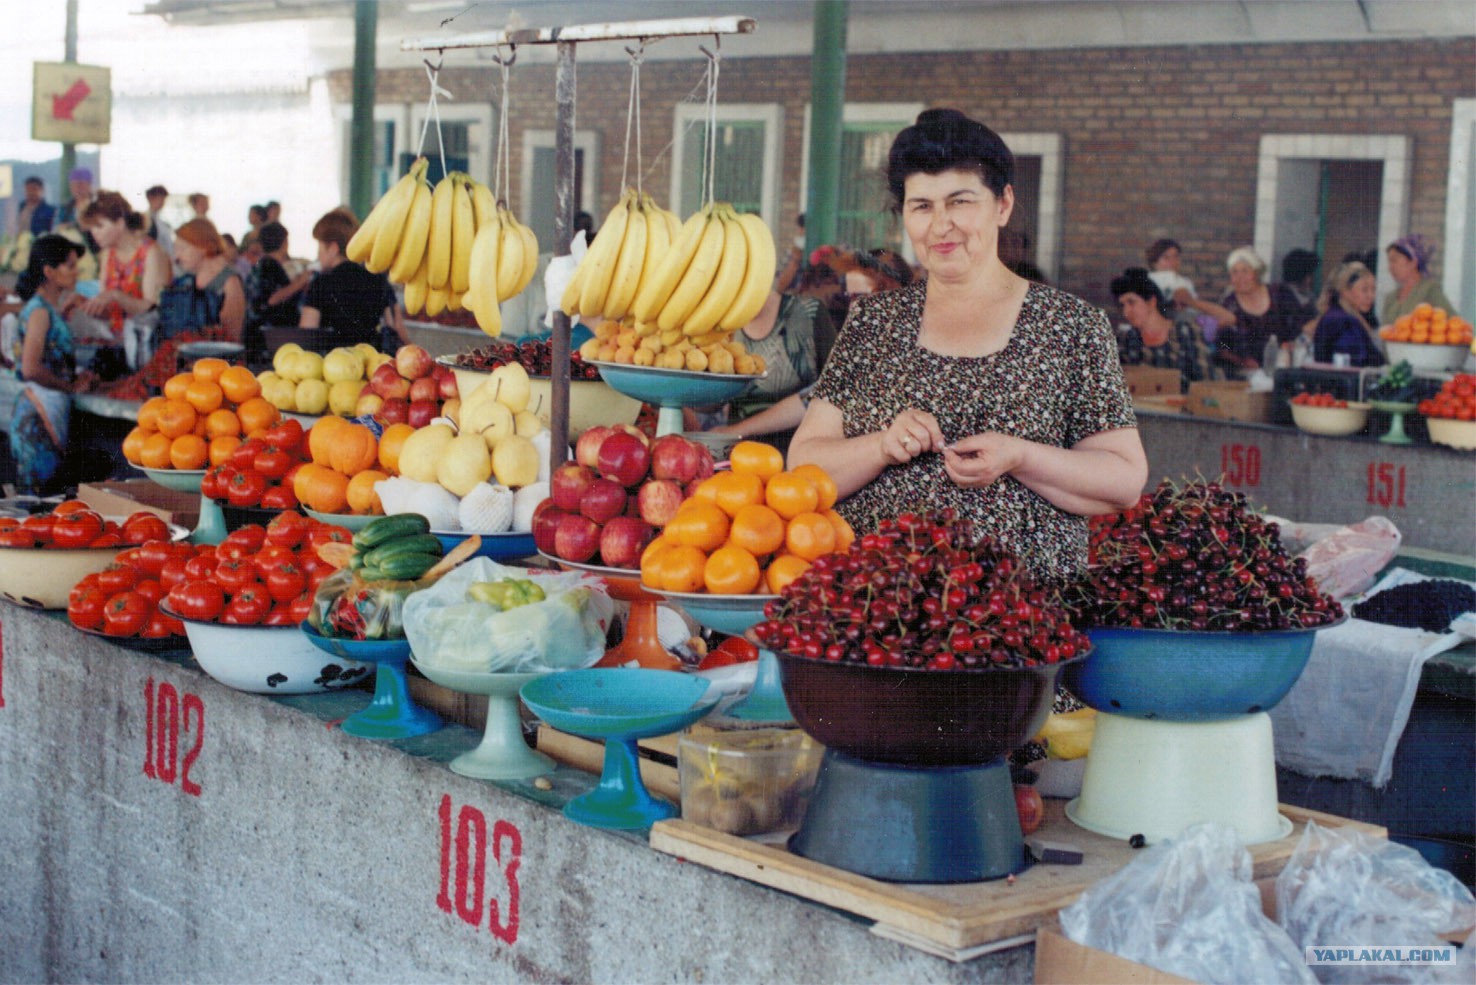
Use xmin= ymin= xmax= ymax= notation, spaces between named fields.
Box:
xmin=648 ymin=801 xmax=1385 ymax=958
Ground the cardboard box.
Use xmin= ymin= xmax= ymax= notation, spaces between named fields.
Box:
xmin=1185 ymin=381 xmax=1273 ymax=424
xmin=1122 ymin=366 xmax=1183 ymax=399
xmin=79 ymin=479 xmax=199 ymax=529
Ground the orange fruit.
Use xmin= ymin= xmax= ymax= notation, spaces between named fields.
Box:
xmin=764 ymin=554 xmax=811 ymax=594
xmin=639 ymin=535 xmax=672 ymax=588
xmin=209 ymin=434 xmax=242 ymax=466
xmin=237 ymin=396 xmax=279 ymax=436
xmin=822 ymin=508 xmax=855 ymax=550
xmin=656 ymin=544 xmax=708 ymax=594
xmin=191 ymin=356 xmax=229 ymax=382
xmin=784 ymin=511 xmax=837 ymax=561
xmin=155 ymin=399 xmax=197 ymax=440
xmin=136 ymin=396 xmax=168 ymax=432
xmin=139 ymin=432 xmax=174 ymax=470
xmin=184 ymin=378 xmax=224 ymax=415
xmin=728 ymin=503 xmax=786 ymax=556
xmin=729 ymin=440 xmax=784 ymax=481
xmin=205 ymin=408 xmax=241 ymax=439
xmin=689 ymin=476 xmax=721 ymax=506
xmin=121 ymin=426 xmax=149 ymax=465
xmin=218 ymin=365 xmax=260 ymax=405
xmin=665 ymin=500 xmax=730 ymax=552
xmin=764 ymin=471 xmax=820 ymax=520
xmin=1413 ymin=303 xmax=1433 ymax=318
xmin=162 ymin=372 xmax=194 ymax=401
xmin=169 ymin=434 xmax=209 ymax=470
xmin=193 ymin=413 xmax=211 ymax=437
xmin=710 ymin=470 xmax=765 ymax=517
xmin=377 ymin=423 xmax=416 ymax=474
xmin=704 ymin=546 xmax=761 ymax=595
xmin=790 ymin=463 xmax=839 ymax=511
xmin=346 ymin=470 xmax=388 ymax=515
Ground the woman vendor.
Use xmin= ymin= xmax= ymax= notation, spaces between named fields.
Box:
xmin=78 ymin=191 xmax=171 ymax=342
xmin=789 ymin=109 xmax=1147 ymax=586
xmin=8 ymin=235 xmax=96 ymax=494
xmin=1112 ymin=266 xmax=1217 ymax=393
xmin=1312 ymin=260 xmax=1385 ymax=368
xmin=1381 ymin=234 xmax=1454 ymax=325
xmin=166 ymin=218 xmax=246 ymax=343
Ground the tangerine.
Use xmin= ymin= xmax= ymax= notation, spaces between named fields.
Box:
xmin=377 ymin=423 xmax=416 ymax=474
xmin=122 ymin=426 xmax=149 ymax=465
xmin=154 ymin=399 xmax=197 ymax=440
xmin=656 ymin=544 xmax=708 ymax=594
xmin=689 ymin=476 xmax=721 ymax=506
xmin=191 ymin=357 xmax=230 ymax=382
xmin=209 ymin=434 xmax=242 ymax=466
xmin=710 ymin=470 xmax=765 ymax=517
xmin=139 ymin=432 xmax=174 ymax=470
xmin=137 ymin=396 xmax=168 ymax=432
xmin=764 ymin=471 xmax=820 ymax=520
xmin=218 ymin=365 xmax=260 ymax=404
xmin=764 ymin=553 xmax=811 ymax=594
xmin=822 ymin=508 xmax=855 ymax=550
xmin=639 ymin=535 xmax=672 ymax=588
xmin=704 ymin=546 xmax=761 ymax=595
xmin=790 ymin=463 xmax=839 ymax=510
xmin=237 ymin=396 xmax=279 ymax=436
xmin=205 ymin=408 xmax=241 ymax=438
xmin=728 ymin=440 xmax=784 ymax=481
xmin=184 ymin=378 xmax=224 ymax=414
xmin=169 ymin=434 xmax=209 ymax=470
xmin=728 ymin=503 xmax=786 ymax=556
xmin=162 ymin=372 xmax=194 ymax=401
xmin=784 ymin=511 xmax=837 ymax=561
xmin=665 ymin=500 xmax=730 ymax=552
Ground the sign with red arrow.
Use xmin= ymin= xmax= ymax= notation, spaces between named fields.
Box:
xmin=32 ymin=62 xmax=112 ymax=145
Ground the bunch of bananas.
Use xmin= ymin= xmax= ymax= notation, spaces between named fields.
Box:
xmin=563 ymin=194 xmax=775 ymax=375
xmin=346 ymin=157 xmax=539 ymax=336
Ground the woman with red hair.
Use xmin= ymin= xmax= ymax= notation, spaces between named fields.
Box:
xmin=164 ymin=218 xmax=246 ymax=342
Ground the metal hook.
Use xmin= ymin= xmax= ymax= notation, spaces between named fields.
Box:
xmin=423 ymin=54 xmax=444 ymax=75
xmin=625 ymin=39 xmax=647 ymax=64
xmin=491 ymin=45 xmax=517 ymax=68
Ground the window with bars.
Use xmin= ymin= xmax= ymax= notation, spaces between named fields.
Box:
xmin=403 ymin=122 xmax=471 ymax=184
xmin=834 ymin=123 xmax=905 ymax=253
xmin=678 ymin=120 xmax=767 ymax=217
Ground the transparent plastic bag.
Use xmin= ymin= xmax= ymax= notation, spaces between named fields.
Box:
xmin=307 ymin=568 xmax=419 ymax=641
xmin=1276 ymin=820 xmax=1476 ymax=984
xmin=402 ymin=558 xmax=613 ymax=674
xmin=1059 ymin=823 xmax=1316 ymax=985
xmin=1266 ymin=514 xmax=1402 ymax=600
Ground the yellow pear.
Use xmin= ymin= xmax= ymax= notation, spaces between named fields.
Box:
xmin=328 ymin=379 xmax=366 ymax=416
xmin=437 ymin=433 xmax=494 ymax=497
xmin=273 ymin=342 xmax=304 ymax=379
xmin=513 ymin=410 xmax=545 ymax=437
xmin=323 ymin=348 xmax=365 ymax=384
xmin=397 ymin=423 xmax=456 ymax=483
xmin=491 ymin=434 xmax=540 ymax=488
xmin=489 ymin=362 xmax=532 ymax=413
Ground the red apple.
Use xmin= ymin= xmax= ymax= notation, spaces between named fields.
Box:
xmin=596 ymin=432 xmax=652 ymax=488
xmin=551 ymin=463 xmax=597 ymax=513
xmin=649 ymin=435 xmax=713 ymax=485
xmin=612 ymin=423 xmax=650 ymax=447
xmin=407 ymin=399 xmax=439 ymax=429
xmin=531 ymin=502 xmax=565 ymax=555
xmin=379 ymin=398 xmax=409 ymax=425
xmin=575 ymin=425 xmax=615 ymax=469
xmin=395 ymin=343 xmax=435 ymax=381
xmin=432 ymin=365 xmax=460 ymax=400
xmin=636 ymin=478 xmax=685 ymax=527
xmin=578 ymin=477 xmax=628 ymax=524
xmin=354 ymin=391 xmax=384 ymax=418
xmin=370 ymin=362 xmax=411 ymax=401
xmin=599 ymin=516 xmax=654 ymax=569
xmin=554 ymin=513 xmax=601 ymax=563
xmin=1014 ymin=784 xmax=1044 ymax=835
xmin=409 ymin=376 xmax=440 ymax=404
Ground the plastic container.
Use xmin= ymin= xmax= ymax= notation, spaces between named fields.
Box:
xmin=1289 ymin=401 xmax=1370 ymax=437
xmin=1066 ymin=711 xmax=1292 ymax=846
xmin=678 ymin=723 xmax=822 ymax=836
xmin=1383 ymin=341 xmax=1469 ymax=373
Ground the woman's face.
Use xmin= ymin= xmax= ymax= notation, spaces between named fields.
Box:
xmin=175 ymin=239 xmax=204 ymax=273
xmin=1347 ymin=273 xmax=1377 ymax=312
xmin=1385 ymin=247 xmax=1418 ymax=285
xmin=89 ymin=216 xmax=126 ymax=250
xmin=901 ymin=169 xmax=1013 ymax=282
xmin=1118 ymin=293 xmax=1155 ymax=331
xmin=1228 ymin=261 xmax=1261 ymax=294
xmin=1153 ymin=246 xmax=1181 ymax=272
xmin=45 ymin=252 xmax=79 ymax=290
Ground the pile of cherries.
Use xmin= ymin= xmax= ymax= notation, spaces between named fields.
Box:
xmin=754 ymin=509 xmax=1088 ymax=671
xmin=1067 ymin=478 xmax=1342 ymax=632
xmin=452 ymin=340 xmax=601 ymax=380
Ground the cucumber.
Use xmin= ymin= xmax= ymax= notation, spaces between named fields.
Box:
xmin=363 ymin=534 xmax=444 ymax=567
xmin=371 ymin=552 xmax=441 ymax=581
xmin=353 ymin=513 xmax=431 ymax=551
xmin=349 ymin=552 xmax=364 ymax=571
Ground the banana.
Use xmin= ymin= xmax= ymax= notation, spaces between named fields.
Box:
xmin=495 ymin=207 xmax=525 ymax=301
xmin=466 ymin=210 xmax=502 ymax=311
xmin=425 ymin=284 xmax=449 ymax=318
xmin=560 ymin=257 xmax=587 ymax=315
xmin=515 ymin=222 xmax=539 ymax=296
xmin=720 ymin=211 xmax=779 ymax=330
xmin=403 ymin=256 xmax=430 ymax=314
xmin=602 ymin=202 xmax=647 ymax=320
xmin=450 ymin=176 xmax=475 ymax=295
xmin=473 ymin=294 xmax=502 ymax=336
xmin=577 ymin=191 xmax=632 ymax=318
xmin=447 ymin=290 xmax=464 ymax=312
xmin=348 ymin=158 xmax=421 ymax=264
xmin=641 ymin=197 xmax=671 ymax=285
xmin=367 ymin=158 xmax=425 ymax=274
xmin=657 ymin=209 xmax=726 ymax=332
xmin=425 ymin=173 xmax=456 ymax=290
xmin=682 ymin=207 xmax=748 ymax=336
xmin=469 ymin=179 xmax=497 ymax=230
xmin=388 ymin=174 xmax=433 ymax=284
xmin=632 ymin=204 xmax=710 ymax=322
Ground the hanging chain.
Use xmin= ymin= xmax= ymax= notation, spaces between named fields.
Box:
xmin=490 ymin=46 xmax=516 ymax=202
xmin=620 ymin=41 xmax=648 ymax=194
xmin=698 ymin=36 xmax=721 ymax=208
xmin=417 ymin=55 xmax=452 ymax=179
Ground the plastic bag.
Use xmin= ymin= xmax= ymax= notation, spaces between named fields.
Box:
xmin=1267 ymin=514 xmax=1403 ymax=600
xmin=308 ymin=568 xmax=419 ymax=641
xmin=542 ymin=231 xmax=586 ymax=331
xmin=403 ymin=557 xmax=613 ymax=673
xmin=1277 ymin=821 xmax=1476 ymax=984
xmin=1059 ymin=823 xmax=1316 ymax=985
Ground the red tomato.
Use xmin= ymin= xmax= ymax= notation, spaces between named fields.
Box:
xmin=114 ymin=547 xmax=148 ymax=570
xmin=168 ymin=579 xmax=225 ymax=622
xmin=265 ymin=512 xmax=309 ymax=549
xmin=262 ymin=419 xmax=305 ymax=455
xmin=213 ymin=558 xmax=260 ymax=596
xmin=183 ymin=553 xmax=218 ymax=582
xmin=67 ymin=589 xmax=108 ymax=630
xmin=221 ymin=586 xmax=271 ymax=625
xmin=223 ymin=525 xmax=268 ymax=555
xmin=252 ymin=545 xmax=296 ymax=574
xmin=53 ymin=499 xmax=92 ymax=515
xmin=299 ymin=553 xmax=334 ymax=591
xmin=698 ymin=636 xmax=760 ymax=670
xmin=133 ymin=578 xmax=165 ymax=604
xmin=52 ymin=513 xmax=105 ymax=552
xmin=264 ymin=561 xmax=307 ymax=604
xmin=70 ymin=572 xmax=104 ymax=604
xmin=253 ymin=446 xmax=294 ymax=480
xmin=20 ymin=514 xmax=55 ymax=543
xmin=229 ymin=438 xmax=262 ymax=472
xmin=97 ymin=565 xmax=141 ymax=595
xmin=282 ymin=462 xmax=304 ymax=490
xmin=1014 ymin=784 xmax=1044 ymax=835
xmin=286 ymin=592 xmax=314 ymax=623
xmin=201 ymin=465 xmax=231 ymax=501
xmin=102 ymin=591 xmax=152 ymax=637
xmin=134 ymin=541 xmax=178 ymax=576
xmin=121 ymin=512 xmax=170 ymax=546
xmin=0 ymin=529 xmax=36 ymax=549
xmin=139 ymin=611 xmax=176 ymax=639
xmin=261 ymin=605 xmax=298 ymax=626
xmin=88 ymin=532 xmax=124 ymax=548
xmin=260 ymin=484 xmax=299 ymax=511
xmin=225 ymin=470 xmax=266 ymax=508
xmin=160 ymin=559 xmax=191 ymax=592
xmin=307 ymin=524 xmax=351 ymax=549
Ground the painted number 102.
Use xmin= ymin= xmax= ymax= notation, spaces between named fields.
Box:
xmin=143 ymin=677 xmax=204 ymax=796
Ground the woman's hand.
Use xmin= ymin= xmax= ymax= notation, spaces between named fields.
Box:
xmin=883 ymin=408 xmax=944 ymax=465
xmin=79 ymin=292 xmax=115 ymax=317
xmin=71 ymin=370 xmax=99 ymax=395
xmin=941 ymin=432 xmax=1024 ymax=488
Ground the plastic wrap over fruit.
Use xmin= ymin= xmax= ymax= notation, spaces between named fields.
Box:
xmin=403 ymin=557 xmax=613 ymax=673
xmin=374 ymin=477 xmax=461 ymax=531
xmin=307 ymin=568 xmax=418 ymax=641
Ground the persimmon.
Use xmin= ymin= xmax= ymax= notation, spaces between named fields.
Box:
xmin=137 ymin=396 xmax=168 ymax=432
xmin=764 ymin=553 xmax=811 ymax=594
xmin=236 ymin=397 xmax=279 ymax=436
xmin=122 ymin=426 xmax=149 ymax=465
xmin=154 ymin=399 xmax=197 ymax=440
xmin=728 ymin=503 xmax=786 ymax=556
xmin=346 ymin=470 xmax=387 ymax=515
xmin=822 ymin=508 xmax=856 ymax=551
xmin=639 ymin=535 xmax=673 ymax=588
xmin=704 ymin=545 xmax=761 ymax=595
xmin=665 ymin=500 xmax=730 ymax=552
xmin=377 ymin=423 xmax=416 ymax=474
xmin=184 ymin=379 xmax=224 ymax=415
xmin=784 ymin=511 xmax=837 ymax=561
xmin=764 ymin=471 xmax=820 ymax=520
xmin=217 ymin=365 xmax=260 ymax=404
xmin=205 ymin=408 xmax=241 ymax=438
xmin=655 ymin=544 xmax=708 ymax=594
xmin=790 ymin=463 xmax=839 ymax=511
xmin=162 ymin=372 xmax=194 ymax=401
xmin=191 ymin=357 xmax=230 ymax=382
xmin=728 ymin=440 xmax=784 ymax=481
xmin=209 ymin=435 xmax=242 ymax=467
xmin=709 ymin=470 xmax=765 ymax=517
xmin=169 ymin=434 xmax=209 ymax=470
xmin=139 ymin=432 xmax=174 ymax=470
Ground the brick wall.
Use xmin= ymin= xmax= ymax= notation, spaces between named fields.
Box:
xmin=335 ymin=36 xmax=1475 ymax=309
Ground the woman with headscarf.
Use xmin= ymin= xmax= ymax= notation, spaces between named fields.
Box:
xmin=1381 ymin=234 xmax=1454 ymax=325
xmin=1312 ymin=261 xmax=1384 ymax=368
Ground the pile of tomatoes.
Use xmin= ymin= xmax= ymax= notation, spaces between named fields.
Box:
xmin=1291 ymin=392 xmax=1349 ymax=408
xmin=200 ymin=417 xmax=311 ymax=510
xmin=0 ymin=502 xmax=172 ymax=550
xmin=1417 ymin=374 xmax=1476 ymax=421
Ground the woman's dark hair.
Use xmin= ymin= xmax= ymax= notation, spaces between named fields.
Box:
xmin=257 ymin=221 xmax=288 ymax=254
xmin=1110 ymin=267 xmax=1171 ymax=317
xmin=1145 ymin=238 xmax=1181 ymax=266
xmin=1282 ymin=248 xmax=1319 ymax=285
xmin=16 ymin=234 xmax=83 ymax=301
xmin=82 ymin=190 xmax=144 ymax=232
xmin=886 ymin=108 xmax=1013 ymax=206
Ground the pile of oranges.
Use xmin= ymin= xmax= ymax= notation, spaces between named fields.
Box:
xmin=640 ymin=441 xmax=853 ymax=596
xmin=1380 ymin=304 xmax=1473 ymax=347
xmin=122 ymin=357 xmax=283 ymax=472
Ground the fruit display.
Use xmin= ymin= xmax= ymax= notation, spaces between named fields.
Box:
xmin=1068 ymin=478 xmax=1343 ymax=632
xmin=1366 ymin=360 xmax=1418 ymax=404
xmin=1290 ymin=392 xmax=1348 ymax=409
xmin=564 ymin=193 xmax=772 ymax=374
xmin=201 ymin=417 xmax=312 ymax=512
xmin=535 ymin=427 xmax=716 ymax=569
xmin=123 ymin=357 xmax=277 ymax=471
xmin=1416 ymin=372 xmax=1476 ymax=420
xmin=755 ymin=509 xmax=1085 ymax=671
xmin=159 ymin=514 xmax=345 ymax=626
xmin=265 ymin=342 xmax=461 ymax=427
xmin=289 ymin=416 xmax=388 ymax=515
xmin=0 ymin=502 xmax=170 ymax=550
xmin=450 ymin=339 xmax=602 ymax=381
xmin=346 ymin=160 xmax=539 ymax=336
xmin=641 ymin=442 xmax=852 ymax=596
xmin=68 ymin=536 xmax=195 ymax=641
xmin=1379 ymin=303 xmax=1473 ymax=347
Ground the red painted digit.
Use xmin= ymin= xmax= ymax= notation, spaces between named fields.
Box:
xmin=143 ymin=677 xmax=156 ymax=779
xmin=436 ymin=795 xmax=453 ymax=914
xmin=1243 ymin=445 xmax=1261 ymax=486
xmin=181 ymin=693 xmax=204 ymax=797
xmin=1396 ymin=465 xmax=1407 ymax=509
xmin=489 ymin=819 xmax=522 ymax=945
xmin=156 ymin=681 xmax=179 ymax=784
xmin=455 ymin=806 xmax=487 ymax=927
xmin=0 ymin=619 xmax=6 ymax=708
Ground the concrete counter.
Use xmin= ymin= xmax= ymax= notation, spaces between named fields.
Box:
xmin=0 ymin=605 xmax=1030 ymax=984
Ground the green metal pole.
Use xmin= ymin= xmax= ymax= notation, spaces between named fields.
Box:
xmin=349 ymin=0 xmax=378 ymax=221
xmin=59 ymin=0 xmax=78 ymax=196
xmin=804 ymin=0 xmax=848 ymax=256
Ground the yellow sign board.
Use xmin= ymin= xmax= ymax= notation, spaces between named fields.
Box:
xmin=32 ymin=62 xmax=111 ymax=145
xmin=0 ymin=165 xmax=12 ymax=200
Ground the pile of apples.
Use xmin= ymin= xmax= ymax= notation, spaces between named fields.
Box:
xmin=257 ymin=343 xmax=459 ymax=427
xmin=533 ymin=426 xmax=716 ymax=569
